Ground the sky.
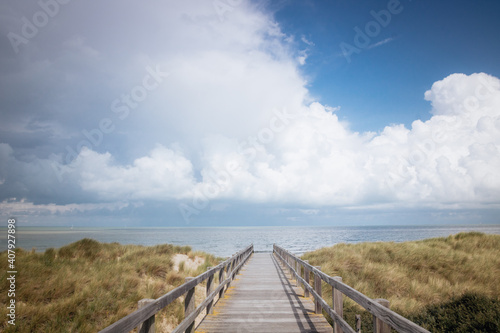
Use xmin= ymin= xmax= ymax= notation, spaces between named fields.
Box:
xmin=1 ymin=0 xmax=500 ymax=227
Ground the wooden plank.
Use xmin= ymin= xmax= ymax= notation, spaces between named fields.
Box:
xmin=274 ymin=245 xmax=430 ymax=333
xmin=304 ymin=261 xmax=310 ymax=298
xmin=172 ymin=277 xmax=229 ymax=333
xmin=172 ymin=250 xmax=254 ymax=333
xmin=185 ymin=277 xmax=196 ymax=333
xmin=206 ymin=267 xmax=214 ymax=315
xmin=274 ymin=250 xmax=355 ymax=333
xmin=373 ymin=299 xmax=391 ymax=333
xmin=196 ymin=253 xmax=333 ymax=333
xmin=99 ymin=245 xmax=253 ymax=333
xmin=314 ymin=266 xmax=322 ymax=314
xmin=332 ymin=277 xmax=343 ymax=333
xmin=356 ymin=315 xmax=361 ymax=333
xmin=137 ymin=299 xmax=155 ymax=333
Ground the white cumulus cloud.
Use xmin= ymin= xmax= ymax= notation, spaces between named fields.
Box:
xmin=0 ymin=0 xmax=499 ymax=220
xmin=50 ymin=72 xmax=500 ymax=211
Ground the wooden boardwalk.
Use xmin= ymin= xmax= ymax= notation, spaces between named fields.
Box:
xmin=101 ymin=245 xmax=429 ymax=333
xmin=196 ymin=253 xmax=333 ymax=333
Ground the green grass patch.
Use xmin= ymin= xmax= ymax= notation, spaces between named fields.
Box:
xmin=410 ymin=293 xmax=500 ymax=332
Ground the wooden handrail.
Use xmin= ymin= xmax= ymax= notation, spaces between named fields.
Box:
xmin=273 ymin=244 xmax=430 ymax=333
xmin=171 ymin=247 xmax=252 ymax=333
xmin=99 ymin=244 xmax=254 ymax=333
xmin=273 ymin=246 xmax=355 ymax=333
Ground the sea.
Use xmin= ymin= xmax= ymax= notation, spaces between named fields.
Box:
xmin=3 ymin=224 xmax=500 ymax=257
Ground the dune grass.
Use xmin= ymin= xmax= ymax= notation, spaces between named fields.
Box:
xmin=302 ymin=232 xmax=500 ymax=332
xmin=0 ymin=239 xmax=221 ymax=333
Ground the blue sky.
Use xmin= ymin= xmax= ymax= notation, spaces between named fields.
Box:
xmin=273 ymin=0 xmax=500 ymax=132
xmin=1 ymin=0 xmax=500 ymax=226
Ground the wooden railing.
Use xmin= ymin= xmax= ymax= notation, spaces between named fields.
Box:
xmin=99 ymin=244 xmax=254 ymax=333
xmin=273 ymin=244 xmax=430 ymax=333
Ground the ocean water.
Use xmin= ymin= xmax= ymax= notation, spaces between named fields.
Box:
xmin=3 ymin=224 xmax=500 ymax=257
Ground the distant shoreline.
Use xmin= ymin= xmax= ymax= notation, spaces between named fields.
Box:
xmin=2 ymin=224 xmax=499 ymax=257
xmin=2 ymin=223 xmax=499 ymax=228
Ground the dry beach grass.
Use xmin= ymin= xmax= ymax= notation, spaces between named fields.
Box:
xmin=1 ymin=232 xmax=499 ymax=332
xmin=302 ymin=232 xmax=500 ymax=332
xmin=0 ymin=239 xmax=220 ymax=332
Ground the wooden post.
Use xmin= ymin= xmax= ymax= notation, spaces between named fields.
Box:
xmin=227 ymin=261 xmax=233 ymax=289
xmin=314 ymin=266 xmax=322 ymax=314
xmin=206 ymin=267 xmax=214 ymax=315
xmin=137 ymin=299 xmax=155 ymax=333
xmin=355 ymin=314 xmax=361 ymax=333
xmin=219 ymin=265 xmax=226 ymax=299
xmin=294 ymin=260 xmax=300 ymax=287
xmin=332 ymin=276 xmax=343 ymax=333
xmin=298 ymin=260 xmax=303 ymax=284
xmin=184 ymin=277 xmax=195 ymax=333
xmin=373 ymin=299 xmax=390 ymax=333
xmin=304 ymin=260 xmax=310 ymax=297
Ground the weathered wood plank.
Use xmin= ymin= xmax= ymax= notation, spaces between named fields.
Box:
xmin=99 ymin=245 xmax=253 ymax=333
xmin=206 ymin=267 xmax=214 ymax=315
xmin=184 ymin=277 xmax=196 ymax=333
xmin=196 ymin=253 xmax=333 ymax=333
xmin=373 ymin=299 xmax=391 ymax=333
xmin=137 ymin=299 xmax=155 ymax=333
xmin=274 ymin=245 xmax=430 ymax=333
xmin=332 ymin=277 xmax=343 ymax=333
xmin=172 ymin=250 xmax=254 ymax=333
xmin=314 ymin=266 xmax=322 ymax=315
xmin=275 ymin=250 xmax=355 ymax=333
